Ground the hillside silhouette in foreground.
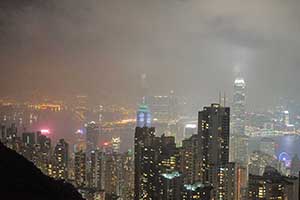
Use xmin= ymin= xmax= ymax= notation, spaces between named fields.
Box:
xmin=0 ymin=142 xmax=85 ymax=200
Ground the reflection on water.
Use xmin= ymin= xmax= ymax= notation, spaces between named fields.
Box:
xmin=249 ymin=135 xmax=300 ymax=167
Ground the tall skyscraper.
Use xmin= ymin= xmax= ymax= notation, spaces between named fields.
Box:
xmin=86 ymin=121 xmax=99 ymax=156
xmin=134 ymin=126 xmax=157 ymax=200
xmin=198 ymin=103 xmax=236 ymax=200
xmin=53 ymin=139 xmax=69 ymax=180
xmin=74 ymin=150 xmax=87 ymax=187
xmin=198 ymin=103 xmax=230 ymax=179
xmin=120 ymin=150 xmax=134 ymax=200
xmin=232 ymin=77 xmax=246 ymax=136
xmin=134 ymin=126 xmax=180 ymax=200
xmin=89 ymin=150 xmax=103 ymax=189
xmin=231 ymin=77 xmax=249 ymax=166
xmin=104 ymin=153 xmax=123 ymax=197
xmin=136 ymin=104 xmax=151 ymax=128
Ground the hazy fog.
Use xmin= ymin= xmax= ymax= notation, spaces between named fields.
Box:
xmin=1 ymin=0 xmax=300 ymax=109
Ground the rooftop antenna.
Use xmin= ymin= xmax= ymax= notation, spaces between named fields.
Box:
xmin=219 ymin=92 xmax=222 ymax=106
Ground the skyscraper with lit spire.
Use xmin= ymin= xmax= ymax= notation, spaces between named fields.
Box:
xmin=231 ymin=77 xmax=248 ymax=164
xmin=232 ymin=77 xmax=246 ymax=137
xmin=136 ymin=104 xmax=152 ymax=128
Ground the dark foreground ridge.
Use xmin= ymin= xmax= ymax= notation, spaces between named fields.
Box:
xmin=0 ymin=142 xmax=85 ymax=200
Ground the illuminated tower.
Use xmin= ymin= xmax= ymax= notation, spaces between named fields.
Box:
xmin=111 ymin=137 xmax=121 ymax=153
xmin=134 ymin=127 xmax=157 ymax=200
xmin=232 ymin=78 xmax=246 ymax=136
xmin=198 ymin=104 xmax=236 ymax=200
xmin=198 ymin=104 xmax=230 ymax=176
xmin=89 ymin=150 xmax=104 ymax=189
xmin=136 ymin=104 xmax=151 ymax=128
xmin=85 ymin=121 xmax=99 ymax=156
xmin=231 ymin=77 xmax=248 ymax=165
xmin=53 ymin=139 xmax=69 ymax=180
xmin=74 ymin=150 xmax=87 ymax=187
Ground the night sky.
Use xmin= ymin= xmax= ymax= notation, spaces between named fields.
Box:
xmin=1 ymin=0 xmax=300 ymax=109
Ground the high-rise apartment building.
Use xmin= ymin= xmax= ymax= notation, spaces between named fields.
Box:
xmin=180 ymin=134 xmax=201 ymax=185
xmin=86 ymin=121 xmax=99 ymax=156
xmin=74 ymin=150 xmax=87 ymax=187
xmin=134 ymin=126 xmax=157 ymax=200
xmin=53 ymin=139 xmax=69 ymax=180
xmin=198 ymin=103 xmax=236 ymax=200
xmin=248 ymin=166 xmax=299 ymax=199
xmin=88 ymin=150 xmax=103 ymax=190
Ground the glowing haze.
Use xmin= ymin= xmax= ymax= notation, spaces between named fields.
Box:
xmin=1 ymin=0 xmax=300 ymax=109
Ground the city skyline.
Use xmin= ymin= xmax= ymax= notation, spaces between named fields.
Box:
xmin=1 ymin=1 xmax=300 ymax=200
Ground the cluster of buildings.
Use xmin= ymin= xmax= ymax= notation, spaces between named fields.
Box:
xmin=135 ymin=103 xmax=239 ymax=199
xmin=0 ymin=122 xmax=134 ymax=200
xmin=1 ymin=76 xmax=300 ymax=200
xmin=132 ymin=76 xmax=300 ymax=200
xmin=134 ymin=101 xmax=300 ymax=199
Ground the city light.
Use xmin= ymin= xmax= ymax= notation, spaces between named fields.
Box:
xmin=185 ymin=124 xmax=197 ymax=129
xmin=103 ymin=142 xmax=109 ymax=146
xmin=76 ymin=129 xmax=84 ymax=135
xmin=40 ymin=129 xmax=50 ymax=135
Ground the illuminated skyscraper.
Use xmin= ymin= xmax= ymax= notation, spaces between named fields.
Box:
xmin=88 ymin=150 xmax=103 ymax=189
xmin=86 ymin=121 xmax=99 ymax=156
xmin=53 ymin=139 xmax=69 ymax=180
xmin=134 ymin=126 xmax=180 ymax=200
xmin=74 ymin=150 xmax=87 ymax=187
xmin=198 ymin=104 xmax=230 ymax=178
xmin=104 ymin=153 xmax=122 ymax=197
xmin=180 ymin=135 xmax=201 ymax=185
xmin=231 ymin=77 xmax=249 ymax=166
xmin=198 ymin=104 xmax=236 ymax=200
xmin=136 ymin=104 xmax=151 ymax=128
xmin=134 ymin=126 xmax=157 ymax=200
xmin=111 ymin=137 xmax=121 ymax=153
xmin=232 ymin=78 xmax=246 ymax=136
xmin=121 ymin=150 xmax=134 ymax=200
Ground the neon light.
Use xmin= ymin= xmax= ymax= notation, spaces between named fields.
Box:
xmin=41 ymin=129 xmax=50 ymax=134
xmin=185 ymin=124 xmax=197 ymax=129
xmin=76 ymin=129 xmax=84 ymax=134
xmin=278 ymin=152 xmax=291 ymax=167
xmin=103 ymin=142 xmax=109 ymax=146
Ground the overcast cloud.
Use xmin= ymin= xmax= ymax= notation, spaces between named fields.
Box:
xmin=1 ymin=0 xmax=300 ymax=109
